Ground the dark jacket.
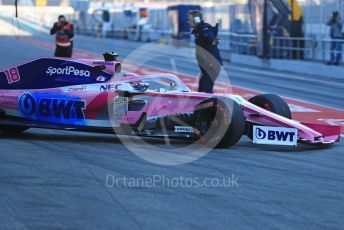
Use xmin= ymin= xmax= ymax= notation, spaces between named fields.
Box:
xmin=326 ymin=17 xmax=343 ymax=39
xmin=50 ymin=22 xmax=74 ymax=46
xmin=192 ymin=21 xmax=222 ymax=66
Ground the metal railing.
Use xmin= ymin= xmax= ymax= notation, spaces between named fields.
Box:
xmin=218 ymin=32 xmax=257 ymax=56
xmin=218 ymin=33 xmax=344 ymax=64
xmin=76 ymin=26 xmax=172 ymax=42
xmin=269 ymin=36 xmax=313 ymax=60
xmin=268 ymin=36 xmax=344 ymax=64
xmin=74 ymin=26 xmax=344 ymax=64
xmin=319 ymin=38 xmax=344 ymax=64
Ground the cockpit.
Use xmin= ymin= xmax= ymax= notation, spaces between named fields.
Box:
xmin=113 ymin=74 xmax=191 ymax=93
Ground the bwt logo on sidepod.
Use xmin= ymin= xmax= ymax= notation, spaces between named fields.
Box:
xmin=253 ymin=126 xmax=298 ymax=146
xmin=19 ymin=93 xmax=86 ymax=120
xmin=46 ymin=66 xmax=90 ymax=77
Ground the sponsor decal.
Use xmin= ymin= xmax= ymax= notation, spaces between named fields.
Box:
xmin=0 ymin=101 xmax=15 ymax=107
xmin=68 ymin=85 xmax=87 ymax=92
xmin=100 ymin=84 xmax=116 ymax=92
xmin=93 ymin=61 xmax=114 ymax=65
xmin=100 ymin=84 xmax=133 ymax=92
xmin=19 ymin=93 xmax=36 ymax=115
xmin=46 ymin=66 xmax=90 ymax=77
xmin=174 ymin=126 xmax=194 ymax=133
xmin=96 ymin=76 xmax=106 ymax=82
xmin=113 ymin=97 xmax=128 ymax=121
xmin=0 ymin=95 xmax=17 ymax=100
xmin=19 ymin=93 xmax=86 ymax=120
xmin=0 ymin=95 xmax=16 ymax=107
xmin=4 ymin=67 xmax=20 ymax=84
xmin=253 ymin=126 xmax=297 ymax=146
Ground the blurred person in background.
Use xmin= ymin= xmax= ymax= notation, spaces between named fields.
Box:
xmin=326 ymin=10 xmax=343 ymax=65
xmin=50 ymin=15 xmax=74 ymax=58
xmin=93 ymin=1 xmax=111 ymax=38
xmin=188 ymin=10 xmax=222 ymax=93
xmin=101 ymin=2 xmax=111 ymax=38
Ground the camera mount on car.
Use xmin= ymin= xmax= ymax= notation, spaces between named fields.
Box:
xmin=103 ymin=52 xmax=119 ymax=61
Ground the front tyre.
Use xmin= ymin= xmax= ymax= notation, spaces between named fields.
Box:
xmin=246 ymin=94 xmax=291 ymax=139
xmin=194 ymin=98 xmax=245 ymax=148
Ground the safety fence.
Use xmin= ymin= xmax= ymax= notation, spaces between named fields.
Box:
xmin=2 ymin=3 xmax=341 ymax=65
xmin=75 ymin=26 xmax=344 ymax=64
xmin=3 ymin=3 xmax=343 ymax=64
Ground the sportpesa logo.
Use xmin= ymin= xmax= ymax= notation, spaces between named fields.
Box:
xmin=46 ymin=66 xmax=90 ymax=77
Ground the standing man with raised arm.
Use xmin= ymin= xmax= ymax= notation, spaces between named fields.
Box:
xmin=187 ymin=10 xmax=223 ymax=93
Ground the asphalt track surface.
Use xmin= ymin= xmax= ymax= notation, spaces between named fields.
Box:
xmin=0 ymin=30 xmax=344 ymax=229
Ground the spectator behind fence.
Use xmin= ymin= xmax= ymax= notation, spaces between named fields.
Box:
xmin=50 ymin=15 xmax=74 ymax=58
xmin=326 ymin=10 xmax=343 ymax=65
xmin=187 ymin=10 xmax=222 ymax=93
xmin=93 ymin=1 xmax=111 ymax=38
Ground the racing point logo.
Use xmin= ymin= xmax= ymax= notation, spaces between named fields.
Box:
xmin=107 ymin=39 xmax=233 ymax=165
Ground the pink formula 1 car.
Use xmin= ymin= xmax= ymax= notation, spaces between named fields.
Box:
xmin=0 ymin=54 xmax=340 ymax=148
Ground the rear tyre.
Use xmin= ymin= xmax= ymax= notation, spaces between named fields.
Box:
xmin=246 ymin=94 xmax=291 ymax=139
xmin=194 ymin=98 xmax=245 ymax=148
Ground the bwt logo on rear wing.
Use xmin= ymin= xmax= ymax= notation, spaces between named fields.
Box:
xmin=253 ymin=126 xmax=298 ymax=146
